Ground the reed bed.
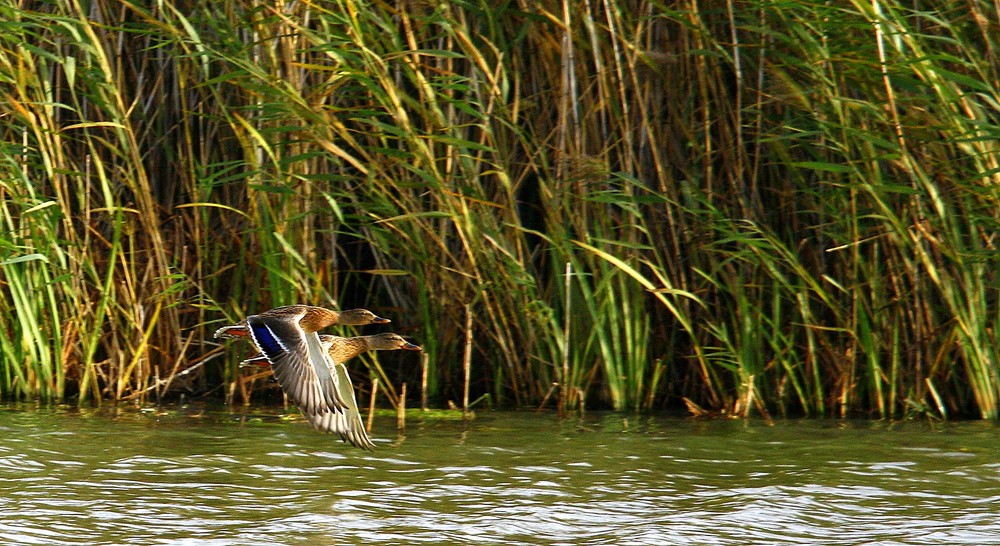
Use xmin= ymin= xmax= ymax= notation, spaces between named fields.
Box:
xmin=0 ymin=0 xmax=998 ymax=419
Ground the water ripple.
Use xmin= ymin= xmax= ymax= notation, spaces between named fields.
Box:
xmin=2 ymin=409 xmax=1000 ymax=544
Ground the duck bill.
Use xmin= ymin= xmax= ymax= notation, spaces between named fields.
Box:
xmin=402 ymin=342 xmax=422 ymax=351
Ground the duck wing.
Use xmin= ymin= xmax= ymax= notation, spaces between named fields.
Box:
xmin=307 ymin=358 xmax=375 ymax=450
xmin=245 ymin=315 xmax=348 ymax=416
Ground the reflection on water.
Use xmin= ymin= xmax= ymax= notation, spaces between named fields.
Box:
xmin=1 ymin=405 xmax=1000 ymax=545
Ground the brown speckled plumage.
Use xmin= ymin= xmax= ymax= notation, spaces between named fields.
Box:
xmin=242 ymin=332 xmax=421 ymax=367
xmin=223 ymin=305 xmax=389 ymax=449
xmin=213 ymin=305 xmax=389 ymax=339
xmin=238 ymin=332 xmax=422 ymax=450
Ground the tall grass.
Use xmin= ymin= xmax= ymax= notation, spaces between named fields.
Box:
xmin=0 ymin=0 xmax=998 ymax=419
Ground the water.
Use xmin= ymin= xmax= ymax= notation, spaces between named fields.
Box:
xmin=1 ymin=405 xmax=1000 ymax=545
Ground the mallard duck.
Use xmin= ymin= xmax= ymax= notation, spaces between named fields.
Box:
xmin=241 ymin=333 xmax=422 ymax=450
xmin=213 ymin=305 xmax=389 ymax=340
xmin=240 ymin=332 xmax=422 ymax=368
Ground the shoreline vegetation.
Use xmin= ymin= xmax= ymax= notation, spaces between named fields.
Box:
xmin=1 ymin=1 xmax=998 ymax=419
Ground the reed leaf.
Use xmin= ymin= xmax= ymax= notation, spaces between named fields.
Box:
xmin=0 ymin=0 xmax=997 ymax=421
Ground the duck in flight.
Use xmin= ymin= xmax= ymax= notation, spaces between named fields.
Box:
xmin=214 ymin=305 xmax=389 ymax=340
xmin=241 ymin=332 xmax=422 ymax=369
xmin=259 ymin=333 xmax=422 ymax=449
xmin=217 ymin=305 xmax=419 ymax=450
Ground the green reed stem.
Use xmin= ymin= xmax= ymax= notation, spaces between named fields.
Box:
xmin=0 ymin=0 xmax=997 ymax=420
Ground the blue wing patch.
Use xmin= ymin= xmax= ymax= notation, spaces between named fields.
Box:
xmin=249 ymin=320 xmax=285 ymax=358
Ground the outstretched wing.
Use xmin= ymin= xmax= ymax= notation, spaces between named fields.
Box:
xmin=308 ymin=358 xmax=375 ymax=450
xmin=245 ymin=314 xmax=347 ymax=416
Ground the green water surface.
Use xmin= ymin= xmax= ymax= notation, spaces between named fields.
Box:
xmin=1 ymin=405 xmax=999 ymax=545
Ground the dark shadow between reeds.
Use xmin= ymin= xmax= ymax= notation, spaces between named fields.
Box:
xmin=0 ymin=0 xmax=998 ymax=420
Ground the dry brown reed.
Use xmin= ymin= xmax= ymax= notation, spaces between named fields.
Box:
xmin=0 ymin=0 xmax=998 ymax=420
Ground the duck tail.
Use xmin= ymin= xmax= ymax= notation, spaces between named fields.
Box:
xmin=214 ymin=324 xmax=249 ymax=339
